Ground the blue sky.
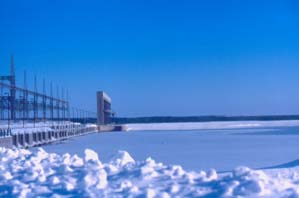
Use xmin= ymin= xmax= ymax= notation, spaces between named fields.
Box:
xmin=1 ymin=0 xmax=299 ymax=117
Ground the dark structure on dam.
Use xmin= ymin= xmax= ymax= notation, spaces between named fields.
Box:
xmin=97 ymin=91 xmax=114 ymax=125
xmin=96 ymin=91 xmax=126 ymax=131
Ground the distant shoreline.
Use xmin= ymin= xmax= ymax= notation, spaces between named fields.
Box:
xmin=113 ymin=115 xmax=299 ymax=124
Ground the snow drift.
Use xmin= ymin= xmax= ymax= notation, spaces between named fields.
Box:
xmin=0 ymin=148 xmax=298 ymax=198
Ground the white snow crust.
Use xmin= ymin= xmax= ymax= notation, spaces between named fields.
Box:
xmin=0 ymin=148 xmax=298 ymax=198
xmin=127 ymin=120 xmax=299 ymax=131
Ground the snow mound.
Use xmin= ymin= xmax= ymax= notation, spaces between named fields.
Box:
xmin=0 ymin=148 xmax=298 ymax=198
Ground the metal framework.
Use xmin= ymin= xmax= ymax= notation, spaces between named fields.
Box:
xmin=0 ymin=56 xmax=97 ymax=128
xmin=0 ymin=55 xmax=16 ymax=120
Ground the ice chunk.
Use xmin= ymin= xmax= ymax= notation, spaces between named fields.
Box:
xmin=110 ymin=150 xmax=135 ymax=167
xmin=84 ymin=149 xmax=99 ymax=162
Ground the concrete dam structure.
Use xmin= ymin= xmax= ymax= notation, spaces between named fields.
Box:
xmin=0 ymin=122 xmax=97 ymax=148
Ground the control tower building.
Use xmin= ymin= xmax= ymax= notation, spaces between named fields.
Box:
xmin=96 ymin=91 xmax=113 ymax=125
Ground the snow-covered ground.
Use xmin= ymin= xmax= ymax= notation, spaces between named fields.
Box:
xmin=43 ymin=124 xmax=299 ymax=172
xmin=1 ymin=121 xmax=299 ymax=197
xmin=126 ymin=120 xmax=299 ymax=131
xmin=1 ymin=147 xmax=299 ymax=197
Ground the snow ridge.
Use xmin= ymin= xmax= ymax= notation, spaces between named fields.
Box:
xmin=0 ymin=148 xmax=298 ymax=198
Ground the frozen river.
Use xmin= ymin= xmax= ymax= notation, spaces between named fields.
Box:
xmin=40 ymin=123 xmax=299 ymax=172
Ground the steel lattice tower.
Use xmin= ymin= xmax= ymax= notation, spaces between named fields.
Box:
xmin=10 ymin=55 xmax=16 ymax=120
xmin=0 ymin=55 xmax=16 ymax=120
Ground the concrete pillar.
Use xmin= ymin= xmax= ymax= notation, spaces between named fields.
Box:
xmin=18 ymin=134 xmax=24 ymax=147
xmin=38 ymin=132 xmax=42 ymax=142
xmin=12 ymin=135 xmax=17 ymax=146
xmin=25 ymin=133 xmax=33 ymax=146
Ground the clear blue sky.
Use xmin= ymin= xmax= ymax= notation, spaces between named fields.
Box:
xmin=1 ymin=0 xmax=299 ymax=117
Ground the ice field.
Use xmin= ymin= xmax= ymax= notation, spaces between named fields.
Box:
xmin=43 ymin=121 xmax=299 ymax=172
xmin=1 ymin=121 xmax=299 ymax=197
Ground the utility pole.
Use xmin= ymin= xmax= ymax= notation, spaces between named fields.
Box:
xmin=24 ymin=71 xmax=28 ymax=126
xmin=62 ymin=87 xmax=65 ymax=121
xmin=34 ymin=75 xmax=38 ymax=127
xmin=0 ymin=78 xmax=3 ymax=120
xmin=43 ymin=79 xmax=46 ymax=122
xmin=10 ymin=54 xmax=16 ymax=120
xmin=50 ymin=82 xmax=54 ymax=124
xmin=66 ymin=89 xmax=70 ymax=121
xmin=56 ymin=85 xmax=60 ymax=123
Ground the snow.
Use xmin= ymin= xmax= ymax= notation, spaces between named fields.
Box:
xmin=0 ymin=121 xmax=81 ymax=135
xmin=126 ymin=120 xmax=299 ymax=131
xmin=0 ymin=147 xmax=299 ymax=197
xmin=1 ymin=121 xmax=299 ymax=197
xmin=42 ymin=126 xmax=299 ymax=172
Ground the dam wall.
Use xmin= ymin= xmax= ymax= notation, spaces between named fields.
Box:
xmin=0 ymin=123 xmax=98 ymax=148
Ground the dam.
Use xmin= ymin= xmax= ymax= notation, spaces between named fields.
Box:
xmin=0 ymin=122 xmax=98 ymax=148
xmin=0 ymin=56 xmax=123 ymax=148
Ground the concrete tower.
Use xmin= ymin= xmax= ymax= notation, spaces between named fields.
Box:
xmin=96 ymin=91 xmax=112 ymax=125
